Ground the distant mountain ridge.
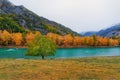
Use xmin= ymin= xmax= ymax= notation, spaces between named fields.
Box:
xmin=81 ymin=31 xmax=97 ymax=36
xmin=0 ymin=0 xmax=79 ymax=35
xmin=96 ymin=24 xmax=120 ymax=38
xmin=82 ymin=23 xmax=120 ymax=38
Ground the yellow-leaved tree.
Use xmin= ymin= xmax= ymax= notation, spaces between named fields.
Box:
xmin=12 ymin=33 xmax=23 ymax=46
xmin=0 ymin=30 xmax=11 ymax=45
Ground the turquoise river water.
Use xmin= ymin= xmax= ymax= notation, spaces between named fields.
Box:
xmin=0 ymin=47 xmax=120 ymax=59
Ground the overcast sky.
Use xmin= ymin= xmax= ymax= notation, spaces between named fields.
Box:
xmin=9 ymin=0 xmax=120 ymax=32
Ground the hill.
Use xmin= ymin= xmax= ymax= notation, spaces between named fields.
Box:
xmin=0 ymin=0 xmax=78 ymax=35
xmin=81 ymin=24 xmax=120 ymax=38
xmin=96 ymin=24 xmax=120 ymax=38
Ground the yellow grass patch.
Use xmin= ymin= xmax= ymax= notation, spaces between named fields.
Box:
xmin=0 ymin=56 xmax=120 ymax=80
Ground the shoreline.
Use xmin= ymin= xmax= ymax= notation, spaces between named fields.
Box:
xmin=0 ymin=46 xmax=27 ymax=48
xmin=0 ymin=45 xmax=120 ymax=49
xmin=58 ymin=45 xmax=120 ymax=49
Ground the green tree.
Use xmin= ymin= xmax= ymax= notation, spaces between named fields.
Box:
xmin=107 ymin=38 xmax=110 ymax=46
xmin=92 ymin=34 xmax=97 ymax=46
xmin=84 ymin=37 xmax=87 ymax=46
xmin=26 ymin=35 xmax=57 ymax=59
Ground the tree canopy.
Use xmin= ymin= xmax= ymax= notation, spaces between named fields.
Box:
xmin=26 ymin=35 xmax=57 ymax=59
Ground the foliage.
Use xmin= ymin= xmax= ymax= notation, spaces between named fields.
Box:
xmin=47 ymin=33 xmax=119 ymax=47
xmin=0 ymin=30 xmax=11 ymax=45
xmin=0 ymin=14 xmax=78 ymax=35
xmin=92 ymin=34 xmax=97 ymax=46
xmin=26 ymin=32 xmax=35 ymax=43
xmin=12 ymin=33 xmax=23 ymax=46
xmin=0 ymin=14 xmax=25 ymax=32
xmin=26 ymin=35 xmax=57 ymax=59
xmin=0 ymin=30 xmax=119 ymax=47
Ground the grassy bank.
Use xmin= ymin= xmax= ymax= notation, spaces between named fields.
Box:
xmin=0 ymin=56 xmax=120 ymax=80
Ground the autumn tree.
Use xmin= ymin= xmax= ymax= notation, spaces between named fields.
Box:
xmin=47 ymin=33 xmax=59 ymax=44
xmin=0 ymin=30 xmax=2 ymax=45
xmin=63 ymin=34 xmax=73 ymax=46
xmin=12 ymin=33 xmax=23 ymax=46
xmin=26 ymin=32 xmax=35 ymax=43
xmin=22 ymin=32 xmax=27 ymax=45
xmin=34 ymin=31 xmax=41 ymax=37
xmin=88 ymin=37 xmax=94 ymax=46
xmin=0 ymin=30 xmax=11 ymax=45
xmin=73 ymin=36 xmax=81 ymax=46
xmin=97 ymin=36 xmax=102 ymax=46
xmin=57 ymin=35 xmax=64 ymax=46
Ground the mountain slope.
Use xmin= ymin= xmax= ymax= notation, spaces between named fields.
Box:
xmin=0 ymin=14 xmax=25 ymax=32
xmin=81 ymin=24 xmax=120 ymax=38
xmin=96 ymin=24 xmax=120 ymax=38
xmin=0 ymin=0 xmax=78 ymax=35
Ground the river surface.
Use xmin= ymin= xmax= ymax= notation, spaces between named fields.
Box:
xmin=0 ymin=47 xmax=120 ymax=59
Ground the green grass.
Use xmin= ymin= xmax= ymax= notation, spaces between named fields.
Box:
xmin=0 ymin=56 xmax=120 ymax=80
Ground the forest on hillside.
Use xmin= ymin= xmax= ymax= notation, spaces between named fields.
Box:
xmin=0 ymin=14 xmax=78 ymax=35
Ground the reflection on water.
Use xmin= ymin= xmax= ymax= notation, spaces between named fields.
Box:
xmin=0 ymin=47 xmax=120 ymax=59
xmin=6 ymin=49 xmax=15 ymax=51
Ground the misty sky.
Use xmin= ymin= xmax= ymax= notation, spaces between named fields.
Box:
xmin=9 ymin=0 xmax=120 ymax=32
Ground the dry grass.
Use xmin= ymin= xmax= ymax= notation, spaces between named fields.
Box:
xmin=0 ymin=56 xmax=120 ymax=80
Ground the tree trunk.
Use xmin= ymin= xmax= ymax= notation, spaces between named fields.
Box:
xmin=42 ymin=56 xmax=45 ymax=59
